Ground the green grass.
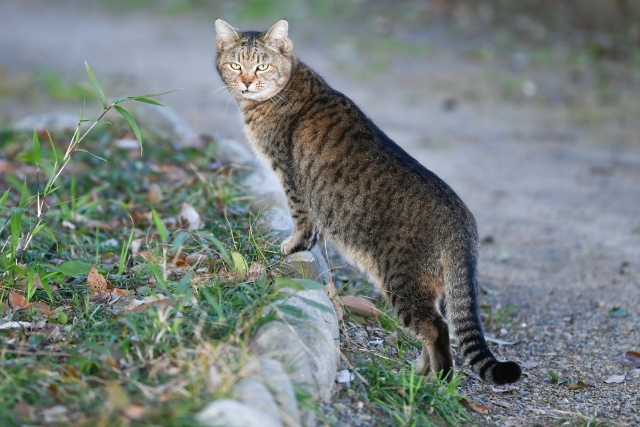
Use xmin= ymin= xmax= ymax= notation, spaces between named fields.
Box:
xmin=0 ymin=83 xmax=311 ymax=424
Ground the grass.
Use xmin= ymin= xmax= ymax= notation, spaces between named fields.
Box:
xmin=0 ymin=70 xmax=324 ymax=425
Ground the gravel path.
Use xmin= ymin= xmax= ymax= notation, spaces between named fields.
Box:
xmin=1 ymin=2 xmax=639 ymax=425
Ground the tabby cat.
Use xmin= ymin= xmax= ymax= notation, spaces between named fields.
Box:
xmin=214 ymin=19 xmax=521 ymax=385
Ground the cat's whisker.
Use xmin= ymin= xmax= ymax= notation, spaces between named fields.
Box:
xmin=205 ymin=85 xmax=233 ymax=100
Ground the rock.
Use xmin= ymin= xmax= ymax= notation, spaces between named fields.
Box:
xmin=14 ymin=112 xmax=80 ymax=133
xmin=280 ymin=251 xmax=325 ymax=282
xmin=212 ymin=134 xmax=256 ymax=166
xmin=132 ymin=104 xmax=200 ymax=149
xmin=270 ymin=290 xmax=339 ymax=403
xmin=196 ymin=399 xmax=282 ymax=427
xmin=231 ymin=379 xmax=281 ymax=425
xmin=245 ymin=359 xmax=302 ymax=427
xmin=256 ymin=208 xmax=294 ymax=238
xmin=251 ymin=322 xmax=316 ymax=426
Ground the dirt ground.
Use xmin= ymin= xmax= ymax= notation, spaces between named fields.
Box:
xmin=1 ymin=1 xmax=639 ymax=426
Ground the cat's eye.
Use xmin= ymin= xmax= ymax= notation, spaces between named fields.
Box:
xmin=230 ymin=62 xmax=241 ymax=70
xmin=256 ymin=63 xmax=269 ymax=71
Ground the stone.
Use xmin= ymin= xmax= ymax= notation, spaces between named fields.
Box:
xmin=256 ymin=208 xmax=294 ymax=238
xmin=212 ymin=135 xmax=256 ymax=166
xmin=14 ymin=112 xmax=80 ymax=133
xmin=245 ymin=359 xmax=302 ymax=427
xmin=132 ymin=104 xmax=200 ymax=149
xmin=196 ymin=399 xmax=282 ymax=427
xmin=280 ymin=251 xmax=325 ymax=282
xmin=231 ymin=379 xmax=281 ymax=424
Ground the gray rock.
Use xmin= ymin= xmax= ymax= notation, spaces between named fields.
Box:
xmin=273 ymin=290 xmax=339 ymax=403
xmin=256 ymin=208 xmax=294 ymax=237
xmin=212 ymin=135 xmax=257 ymax=166
xmin=196 ymin=398 xmax=282 ymax=427
xmin=231 ymin=379 xmax=282 ymax=425
xmin=14 ymin=112 xmax=80 ymax=133
xmin=244 ymin=359 xmax=302 ymax=427
xmin=280 ymin=251 xmax=326 ymax=282
xmin=133 ymin=103 xmax=200 ymax=149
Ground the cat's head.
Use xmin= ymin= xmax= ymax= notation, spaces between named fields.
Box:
xmin=215 ymin=19 xmax=293 ymax=102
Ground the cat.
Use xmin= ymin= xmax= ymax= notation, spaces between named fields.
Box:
xmin=214 ymin=19 xmax=521 ymax=385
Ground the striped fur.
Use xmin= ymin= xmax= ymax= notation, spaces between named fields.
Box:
xmin=215 ymin=19 xmax=521 ymax=385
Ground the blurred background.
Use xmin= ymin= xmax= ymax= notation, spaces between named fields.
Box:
xmin=2 ymin=0 xmax=640 ymax=149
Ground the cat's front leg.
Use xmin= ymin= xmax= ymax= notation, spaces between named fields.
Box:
xmin=281 ymin=193 xmax=319 ymax=255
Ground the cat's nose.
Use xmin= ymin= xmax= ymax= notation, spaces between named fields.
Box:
xmin=243 ymin=81 xmax=252 ymax=88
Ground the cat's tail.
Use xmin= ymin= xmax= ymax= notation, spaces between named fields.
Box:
xmin=443 ymin=249 xmax=521 ymax=385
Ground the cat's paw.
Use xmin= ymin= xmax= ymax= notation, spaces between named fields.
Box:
xmin=414 ymin=348 xmax=430 ymax=376
xmin=281 ymin=229 xmax=318 ymax=255
xmin=281 ymin=236 xmax=300 ymax=255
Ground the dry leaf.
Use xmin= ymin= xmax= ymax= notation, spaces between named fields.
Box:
xmin=491 ymin=399 xmax=511 ymax=408
xmin=623 ymin=351 xmax=640 ymax=368
xmin=341 ymin=295 xmax=379 ymax=318
xmin=87 ymin=266 xmax=108 ymax=293
xmin=468 ymin=401 xmax=490 ymax=414
xmin=247 ymin=261 xmax=263 ymax=278
xmin=186 ymin=253 xmax=208 ymax=267
xmin=178 ymin=202 xmax=204 ymax=230
xmin=146 ymin=183 xmax=163 ymax=204
xmin=29 ymin=301 xmax=55 ymax=317
xmin=9 ymin=292 xmax=28 ymax=308
xmin=123 ymin=404 xmax=146 ymax=420
xmin=604 ymin=374 xmax=625 ymax=384
xmin=519 ymin=361 xmax=540 ymax=370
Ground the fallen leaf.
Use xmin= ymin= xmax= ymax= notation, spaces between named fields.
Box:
xmin=0 ymin=321 xmax=34 ymax=330
xmin=569 ymin=381 xmax=588 ymax=390
xmin=519 ymin=361 xmax=540 ymax=370
xmin=548 ymin=369 xmax=567 ymax=384
xmin=603 ymin=374 xmax=625 ymax=384
xmin=609 ymin=307 xmax=629 ymax=318
xmin=491 ymin=399 xmax=511 ymax=408
xmin=336 ymin=369 xmax=355 ymax=384
xmin=87 ymin=266 xmax=108 ymax=293
xmin=123 ymin=404 xmax=146 ymax=420
xmin=341 ymin=295 xmax=379 ymax=318
xmin=28 ymin=301 xmax=54 ymax=317
xmin=485 ymin=336 xmax=516 ymax=346
xmin=9 ymin=292 xmax=28 ymax=308
xmin=186 ymin=253 xmax=208 ymax=267
xmin=468 ymin=402 xmax=490 ymax=414
xmin=178 ymin=202 xmax=204 ymax=230
xmin=623 ymin=351 xmax=640 ymax=368
xmin=146 ymin=183 xmax=163 ymax=204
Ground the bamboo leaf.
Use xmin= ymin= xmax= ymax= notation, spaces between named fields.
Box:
xmin=113 ymin=105 xmax=143 ymax=154
xmin=0 ymin=189 xmax=9 ymax=208
xmin=151 ymin=209 xmax=169 ymax=243
xmin=85 ymin=61 xmax=107 ymax=109
xmin=131 ymin=97 xmax=165 ymax=106
xmin=10 ymin=207 xmax=22 ymax=254
xmin=32 ymin=129 xmax=41 ymax=165
xmin=76 ymin=149 xmax=108 ymax=162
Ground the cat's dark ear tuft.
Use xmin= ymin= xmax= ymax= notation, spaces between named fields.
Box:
xmin=215 ymin=19 xmax=240 ymax=49
xmin=263 ymin=20 xmax=293 ymax=54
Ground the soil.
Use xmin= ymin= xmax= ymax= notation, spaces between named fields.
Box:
xmin=1 ymin=1 xmax=639 ymax=426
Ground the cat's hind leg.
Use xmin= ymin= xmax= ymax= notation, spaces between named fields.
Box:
xmin=389 ymin=275 xmax=454 ymax=381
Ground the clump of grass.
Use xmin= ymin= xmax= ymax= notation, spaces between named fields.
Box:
xmin=0 ymin=63 xmax=307 ymax=425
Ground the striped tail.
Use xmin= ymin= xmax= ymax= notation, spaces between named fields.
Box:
xmin=444 ymin=249 xmax=521 ymax=385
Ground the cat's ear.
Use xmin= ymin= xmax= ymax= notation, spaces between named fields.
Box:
xmin=215 ymin=19 xmax=240 ymax=49
xmin=263 ymin=20 xmax=292 ymax=54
